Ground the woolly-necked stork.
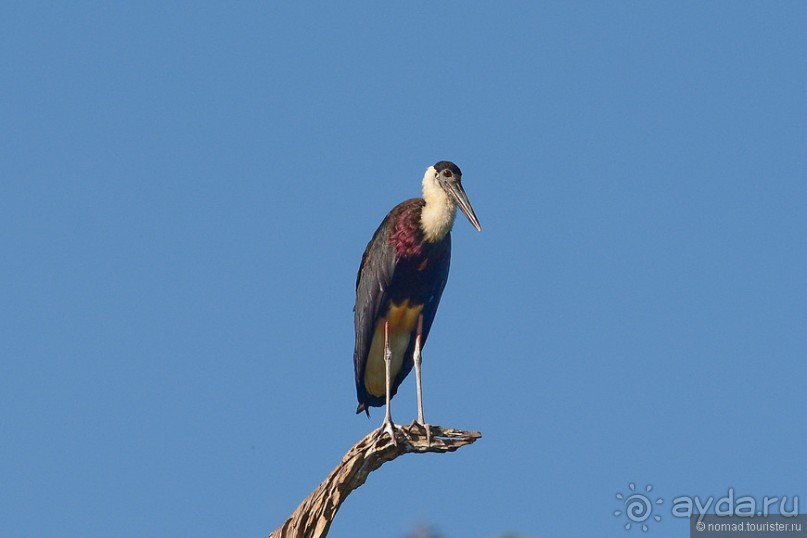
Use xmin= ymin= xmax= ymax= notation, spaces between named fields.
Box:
xmin=353 ymin=161 xmax=481 ymax=442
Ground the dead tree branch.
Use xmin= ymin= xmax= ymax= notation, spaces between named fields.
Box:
xmin=268 ymin=423 xmax=481 ymax=538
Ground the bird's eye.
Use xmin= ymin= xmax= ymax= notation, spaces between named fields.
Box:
xmin=442 ymin=170 xmax=452 ymax=178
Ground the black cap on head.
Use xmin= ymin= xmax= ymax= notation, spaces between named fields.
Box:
xmin=433 ymin=161 xmax=462 ymax=178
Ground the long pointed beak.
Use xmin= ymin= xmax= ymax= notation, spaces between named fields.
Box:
xmin=449 ymin=182 xmax=482 ymax=231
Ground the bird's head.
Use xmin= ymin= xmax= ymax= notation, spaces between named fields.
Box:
xmin=427 ymin=161 xmax=482 ymax=232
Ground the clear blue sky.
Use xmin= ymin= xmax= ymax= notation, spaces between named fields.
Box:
xmin=2 ymin=3 xmax=805 ymax=537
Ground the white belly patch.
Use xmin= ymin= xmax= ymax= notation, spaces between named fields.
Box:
xmin=364 ymin=301 xmax=423 ymax=397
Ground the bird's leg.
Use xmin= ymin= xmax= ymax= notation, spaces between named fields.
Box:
xmin=413 ymin=314 xmax=431 ymax=445
xmin=414 ymin=315 xmax=425 ymax=424
xmin=381 ymin=319 xmax=397 ymax=445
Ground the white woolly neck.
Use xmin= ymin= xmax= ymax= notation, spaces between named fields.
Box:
xmin=420 ymin=166 xmax=456 ymax=243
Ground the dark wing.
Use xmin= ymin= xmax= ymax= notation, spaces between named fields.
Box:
xmin=393 ymin=233 xmax=451 ymax=390
xmin=353 ymin=211 xmax=397 ymax=413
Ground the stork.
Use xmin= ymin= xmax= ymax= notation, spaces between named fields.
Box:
xmin=353 ymin=161 xmax=481 ymax=443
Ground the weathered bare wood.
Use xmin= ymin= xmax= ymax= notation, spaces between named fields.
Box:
xmin=268 ymin=423 xmax=481 ymax=538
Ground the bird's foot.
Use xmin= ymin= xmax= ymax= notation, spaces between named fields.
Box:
xmin=412 ymin=420 xmax=432 ymax=446
xmin=380 ymin=419 xmax=398 ymax=446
